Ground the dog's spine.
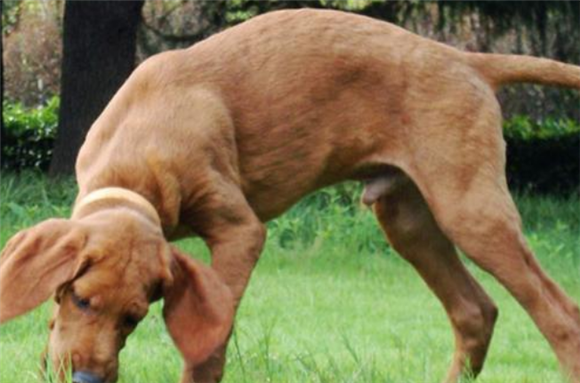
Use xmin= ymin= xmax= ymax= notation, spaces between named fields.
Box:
xmin=467 ymin=53 xmax=580 ymax=90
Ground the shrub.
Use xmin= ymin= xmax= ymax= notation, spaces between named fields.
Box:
xmin=504 ymin=114 xmax=580 ymax=140
xmin=1 ymin=103 xmax=578 ymax=194
xmin=1 ymin=96 xmax=59 ymax=171
xmin=504 ymin=115 xmax=579 ymax=194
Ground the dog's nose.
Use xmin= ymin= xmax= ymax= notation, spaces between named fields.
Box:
xmin=72 ymin=371 xmax=104 ymax=383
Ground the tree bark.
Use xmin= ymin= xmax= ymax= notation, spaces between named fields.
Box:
xmin=49 ymin=0 xmax=144 ymax=176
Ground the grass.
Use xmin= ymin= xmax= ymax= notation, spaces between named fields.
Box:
xmin=0 ymin=172 xmax=578 ymax=383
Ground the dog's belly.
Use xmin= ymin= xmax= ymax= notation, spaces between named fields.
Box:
xmin=230 ymin=78 xmax=404 ymax=221
xmin=234 ymin=116 xmax=388 ymax=220
xmin=241 ymin=149 xmax=403 ymax=222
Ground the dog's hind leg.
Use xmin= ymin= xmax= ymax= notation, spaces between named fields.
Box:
xmin=398 ymin=94 xmax=580 ymax=381
xmin=374 ymin=178 xmax=497 ymax=383
xmin=421 ymin=175 xmax=580 ymax=382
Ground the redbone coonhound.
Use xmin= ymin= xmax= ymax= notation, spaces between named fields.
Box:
xmin=1 ymin=9 xmax=579 ymax=383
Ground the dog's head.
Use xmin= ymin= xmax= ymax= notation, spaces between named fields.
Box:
xmin=0 ymin=210 xmax=233 ymax=383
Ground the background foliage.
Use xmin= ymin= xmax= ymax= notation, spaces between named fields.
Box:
xmin=3 ymin=1 xmax=579 ymax=115
xmin=2 ymin=97 xmax=58 ymax=171
xmin=504 ymin=117 xmax=579 ymax=194
xmin=1 ymin=0 xmax=579 ymax=187
xmin=3 ymin=99 xmax=578 ymax=194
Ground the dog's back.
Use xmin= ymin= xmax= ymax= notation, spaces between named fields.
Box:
xmin=77 ymin=9 xmax=580 ymax=221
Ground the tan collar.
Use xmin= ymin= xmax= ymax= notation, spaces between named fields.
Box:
xmin=72 ymin=187 xmax=161 ymax=227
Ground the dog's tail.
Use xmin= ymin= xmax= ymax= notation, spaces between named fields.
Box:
xmin=466 ymin=53 xmax=580 ymax=90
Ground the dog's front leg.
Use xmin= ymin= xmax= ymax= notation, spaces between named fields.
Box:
xmin=182 ymin=188 xmax=266 ymax=383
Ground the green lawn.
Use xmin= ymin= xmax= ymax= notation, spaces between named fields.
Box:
xmin=0 ymin=173 xmax=578 ymax=383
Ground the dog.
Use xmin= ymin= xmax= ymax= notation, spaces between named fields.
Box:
xmin=1 ymin=9 xmax=579 ymax=383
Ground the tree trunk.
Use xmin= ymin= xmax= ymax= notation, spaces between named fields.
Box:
xmin=49 ymin=0 xmax=144 ymax=176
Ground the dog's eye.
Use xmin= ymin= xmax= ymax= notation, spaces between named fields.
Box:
xmin=123 ymin=315 xmax=139 ymax=328
xmin=71 ymin=292 xmax=90 ymax=311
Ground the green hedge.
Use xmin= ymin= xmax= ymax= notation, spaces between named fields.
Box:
xmin=2 ymin=97 xmax=59 ymax=171
xmin=1 ymin=100 xmax=578 ymax=193
xmin=504 ymin=116 xmax=579 ymax=194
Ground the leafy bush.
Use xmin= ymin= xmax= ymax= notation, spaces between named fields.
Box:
xmin=504 ymin=116 xmax=579 ymax=194
xmin=504 ymin=115 xmax=580 ymax=140
xmin=1 ymin=96 xmax=59 ymax=171
xmin=1 ymin=101 xmax=577 ymax=194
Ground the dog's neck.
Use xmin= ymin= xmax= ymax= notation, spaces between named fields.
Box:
xmin=72 ymin=187 xmax=162 ymax=227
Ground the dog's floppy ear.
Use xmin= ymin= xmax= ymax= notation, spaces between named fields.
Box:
xmin=0 ymin=219 xmax=88 ymax=324
xmin=162 ymin=246 xmax=234 ymax=366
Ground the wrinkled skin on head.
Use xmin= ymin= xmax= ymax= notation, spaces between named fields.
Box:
xmin=0 ymin=209 xmax=234 ymax=383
